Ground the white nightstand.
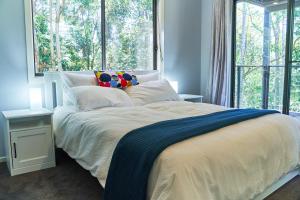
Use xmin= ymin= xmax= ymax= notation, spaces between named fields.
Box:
xmin=1 ymin=109 xmax=56 ymax=176
xmin=179 ymin=94 xmax=203 ymax=103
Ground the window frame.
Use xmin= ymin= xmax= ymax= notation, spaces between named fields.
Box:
xmin=24 ymin=0 xmax=158 ymax=79
xmin=230 ymin=0 xmax=296 ymax=115
xmin=25 ymin=0 xmax=38 ymax=82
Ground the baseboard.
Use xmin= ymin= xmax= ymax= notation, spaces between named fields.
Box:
xmin=0 ymin=157 xmax=6 ymax=163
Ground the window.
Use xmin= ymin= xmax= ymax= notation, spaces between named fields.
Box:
xmin=27 ymin=0 xmax=157 ymax=75
xmin=232 ymin=0 xmax=300 ymax=115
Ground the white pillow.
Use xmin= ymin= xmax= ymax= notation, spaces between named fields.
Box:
xmin=60 ymin=72 xmax=98 ymax=106
xmin=136 ymin=72 xmax=160 ymax=83
xmin=61 ymin=72 xmax=97 ymax=88
xmin=71 ymin=86 xmax=133 ymax=111
xmin=125 ymin=79 xmax=180 ymax=106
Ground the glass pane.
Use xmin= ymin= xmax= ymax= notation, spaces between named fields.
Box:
xmin=235 ymin=66 xmax=264 ymax=108
xmin=290 ymin=64 xmax=300 ymax=113
xmin=32 ymin=0 xmax=52 ymax=73
xmin=268 ymin=8 xmax=287 ymax=110
xmin=235 ymin=1 xmax=287 ymax=111
xmin=32 ymin=0 xmax=102 ymax=73
xmin=105 ymin=0 xmax=153 ymax=70
xmin=292 ymin=1 xmax=300 ymax=61
xmin=235 ymin=2 xmax=264 ymax=108
xmin=268 ymin=66 xmax=285 ymax=110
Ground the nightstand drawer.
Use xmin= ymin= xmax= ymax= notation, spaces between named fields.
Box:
xmin=11 ymin=127 xmax=54 ymax=169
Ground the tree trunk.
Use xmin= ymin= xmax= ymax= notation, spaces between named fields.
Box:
xmin=55 ymin=0 xmax=65 ymax=71
xmin=49 ymin=0 xmax=54 ymax=69
xmin=239 ymin=3 xmax=248 ymax=107
xmin=272 ymin=15 xmax=281 ymax=109
xmin=282 ymin=16 xmax=286 ymax=62
xmin=281 ymin=15 xmax=286 ymax=110
xmin=32 ymin=0 xmax=40 ymax=72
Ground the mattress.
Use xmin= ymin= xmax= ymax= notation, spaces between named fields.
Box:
xmin=53 ymin=101 xmax=300 ymax=200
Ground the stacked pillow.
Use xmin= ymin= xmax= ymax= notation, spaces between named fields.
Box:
xmin=61 ymin=72 xmax=97 ymax=87
xmin=60 ymin=72 xmax=98 ymax=106
xmin=71 ymin=86 xmax=134 ymax=111
xmin=125 ymin=79 xmax=180 ymax=106
xmin=60 ymin=71 xmax=180 ymax=111
xmin=136 ymin=72 xmax=160 ymax=83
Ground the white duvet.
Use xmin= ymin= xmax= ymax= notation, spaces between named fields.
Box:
xmin=53 ymin=101 xmax=300 ymax=200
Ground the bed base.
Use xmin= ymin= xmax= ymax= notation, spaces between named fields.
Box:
xmin=254 ymin=167 xmax=300 ymax=200
xmin=58 ymin=143 xmax=299 ymax=200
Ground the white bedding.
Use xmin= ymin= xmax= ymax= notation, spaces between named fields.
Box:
xmin=53 ymin=101 xmax=300 ymax=200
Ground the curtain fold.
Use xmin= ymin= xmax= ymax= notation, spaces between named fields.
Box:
xmin=210 ymin=0 xmax=233 ymax=106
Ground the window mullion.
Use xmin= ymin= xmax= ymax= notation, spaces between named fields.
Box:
xmin=153 ymin=0 xmax=158 ymax=70
xmin=101 ymin=0 xmax=106 ymax=70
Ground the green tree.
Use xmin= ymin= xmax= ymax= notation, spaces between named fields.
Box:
xmin=32 ymin=0 xmax=153 ymax=72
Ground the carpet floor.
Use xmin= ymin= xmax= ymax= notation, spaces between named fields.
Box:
xmin=0 ymin=150 xmax=299 ymax=200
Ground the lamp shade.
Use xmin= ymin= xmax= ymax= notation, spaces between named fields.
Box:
xmin=29 ymin=87 xmax=42 ymax=110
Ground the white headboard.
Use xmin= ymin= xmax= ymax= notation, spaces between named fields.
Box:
xmin=44 ymin=70 xmax=158 ymax=110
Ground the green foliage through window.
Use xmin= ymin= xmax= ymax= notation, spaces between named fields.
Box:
xmin=32 ymin=0 xmax=155 ymax=73
xmin=235 ymin=1 xmax=300 ymax=113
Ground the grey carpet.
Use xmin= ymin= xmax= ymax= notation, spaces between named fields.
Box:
xmin=0 ymin=149 xmax=299 ymax=200
xmin=0 ymin=150 xmax=103 ymax=200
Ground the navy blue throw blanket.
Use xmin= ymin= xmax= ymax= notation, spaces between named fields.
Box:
xmin=104 ymin=109 xmax=279 ymax=200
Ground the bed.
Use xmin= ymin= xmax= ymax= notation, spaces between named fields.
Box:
xmin=45 ymin=71 xmax=300 ymax=200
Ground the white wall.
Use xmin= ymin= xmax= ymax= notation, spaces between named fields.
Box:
xmin=164 ymin=0 xmax=202 ymax=95
xmin=164 ymin=0 xmax=214 ymax=99
xmin=0 ymin=0 xmax=30 ymax=157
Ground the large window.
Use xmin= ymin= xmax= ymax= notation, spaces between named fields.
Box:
xmin=29 ymin=0 xmax=157 ymax=75
xmin=232 ymin=0 xmax=300 ymax=115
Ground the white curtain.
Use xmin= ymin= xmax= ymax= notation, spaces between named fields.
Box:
xmin=210 ymin=0 xmax=233 ymax=106
xmin=157 ymin=0 xmax=164 ymax=77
